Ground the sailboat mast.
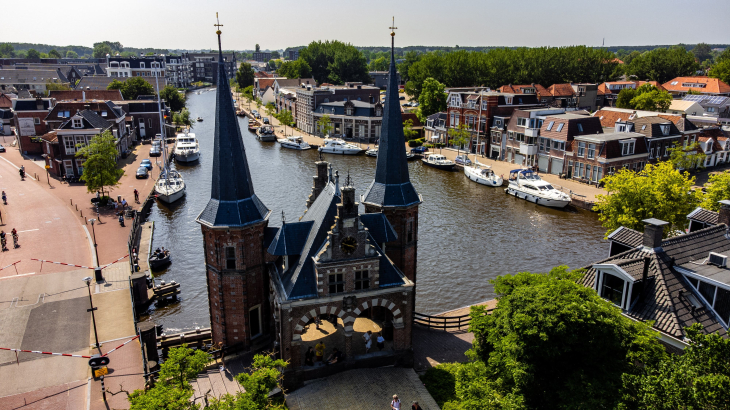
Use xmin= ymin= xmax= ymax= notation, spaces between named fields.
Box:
xmin=475 ymin=89 xmax=483 ymax=165
xmin=153 ymin=64 xmax=170 ymax=186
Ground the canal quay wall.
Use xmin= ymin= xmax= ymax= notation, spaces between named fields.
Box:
xmin=236 ymin=100 xmax=603 ymax=209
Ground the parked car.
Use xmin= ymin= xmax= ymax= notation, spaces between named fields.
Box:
xmin=140 ymin=159 xmax=153 ymax=170
xmin=455 ymin=155 xmax=472 ymax=166
xmin=410 ymin=146 xmax=428 ymax=154
xmin=152 ymin=139 xmax=161 ymax=148
xmin=251 ymin=110 xmax=258 ymax=114
xmin=136 ymin=166 xmax=149 ymax=179
xmin=0 ymin=144 xmax=6 ymax=153
xmin=149 ymin=146 xmax=162 ymax=157
xmin=263 ymin=117 xmax=270 ymax=124
xmin=399 ymin=96 xmax=406 ymax=100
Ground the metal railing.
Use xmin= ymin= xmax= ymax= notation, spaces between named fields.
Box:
xmin=413 ymin=312 xmax=470 ymax=330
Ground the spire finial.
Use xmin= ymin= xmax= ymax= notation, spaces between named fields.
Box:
xmin=281 ymin=210 xmax=286 ymax=224
xmin=389 ymin=16 xmax=397 ymax=36
xmin=346 ymin=170 xmax=352 ymax=187
xmin=214 ymin=12 xmax=224 ymax=53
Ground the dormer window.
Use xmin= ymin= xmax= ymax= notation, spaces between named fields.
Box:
xmin=140 ymin=62 xmax=145 ymax=69
xmin=577 ymin=123 xmax=584 ymax=133
xmin=660 ymin=124 xmax=670 ymax=135
xmin=376 ymin=108 xmax=382 ymax=116
xmin=346 ymin=107 xmax=353 ymax=116
xmin=72 ymin=118 xmax=82 ymax=128
xmin=505 ymin=97 xmax=513 ymax=105
xmin=600 ymin=273 xmax=625 ymax=306
xmin=101 ymin=111 xmax=107 ymax=117
xmin=620 ymin=140 xmax=636 ymax=156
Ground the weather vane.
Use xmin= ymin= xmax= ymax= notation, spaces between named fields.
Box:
xmin=214 ymin=12 xmax=223 ymax=35
xmin=389 ymin=16 xmax=397 ymax=36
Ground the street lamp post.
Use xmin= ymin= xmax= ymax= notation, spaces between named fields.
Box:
xmin=89 ymin=219 xmax=102 ymax=282
xmin=83 ymin=276 xmax=101 ymax=349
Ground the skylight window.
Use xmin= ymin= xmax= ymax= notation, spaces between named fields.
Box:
xmin=671 ymin=81 xmax=678 ymax=85
xmin=577 ymin=123 xmax=583 ymax=132
xmin=546 ymin=121 xmax=554 ymax=131
xmin=556 ymin=123 xmax=564 ymax=132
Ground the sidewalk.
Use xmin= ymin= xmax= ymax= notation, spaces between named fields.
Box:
xmin=238 ymin=100 xmax=606 ymax=202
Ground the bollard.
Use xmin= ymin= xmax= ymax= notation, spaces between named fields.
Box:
xmin=80 ymin=210 xmax=83 ymax=218
xmin=70 ymin=199 xmax=73 ymax=205
xmin=76 ymin=204 xmax=78 ymax=211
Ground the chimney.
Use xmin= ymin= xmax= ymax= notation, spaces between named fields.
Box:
xmin=642 ymin=218 xmax=669 ymax=249
xmin=718 ymin=200 xmax=730 ymax=227
xmin=306 ymin=159 xmax=330 ymax=208
xmin=35 ymin=97 xmax=44 ymax=110
xmin=682 ymin=113 xmax=687 ymax=119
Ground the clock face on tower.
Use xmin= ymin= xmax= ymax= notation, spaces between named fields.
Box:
xmin=341 ymin=236 xmax=357 ymax=255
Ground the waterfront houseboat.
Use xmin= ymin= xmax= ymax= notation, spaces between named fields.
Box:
xmin=247 ymin=119 xmax=258 ymax=132
xmin=505 ymin=169 xmax=570 ymax=208
xmin=464 ymin=163 xmax=503 ymax=187
xmin=277 ymin=136 xmax=311 ymax=150
xmin=256 ymin=125 xmax=277 ymax=141
xmin=421 ymin=154 xmax=455 ymax=171
xmin=317 ymin=138 xmax=364 ymax=155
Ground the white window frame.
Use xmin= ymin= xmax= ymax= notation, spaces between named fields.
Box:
xmin=621 ymin=140 xmax=636 ymax=156
xmin=587 ymin=143 xmax=595 ymax=159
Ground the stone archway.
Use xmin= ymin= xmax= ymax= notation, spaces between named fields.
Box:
xmin=292 ymin=305 xmax=354 ymax=342
xmin=352 ymin=297 xmax=404 ymax=326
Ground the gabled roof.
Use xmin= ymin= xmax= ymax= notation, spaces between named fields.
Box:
xmin=607 ymin=226 xmax=643 ymax=249
xmin=362 ymin=35 xmax=420 ymax=209
xmin=662 ymin=76 xmax=730 ymax=95
xmin=359 ymin=213 xmax=398 ymax=245
xmin=274 ymin=78 xmax=315 ymax=89
xmin=197 ymin=35 xmax=270 ymax=228
xmin=669 ymin=100 xmax=702 ymax=111
xmin=547 ymin=83 xmax=576 ymax=97
xmin=267 ymin=221 xmax=315 ymax=256
xmin=498 ymin=84 xmax=549 ymax=98
xmin=687 ymin=207 xmax=719 ymax=225
xmin=631 ymin=116 xmax=681 ymax=138
xmin=580 ymin=225 xmax=730 ymax=340
xmin=58 ymin=109 xmax=111 ymax=130
xmin=45 ymin=101 xmax=125 ymax=123
xmin=48 ymin=90 xmax=123 ymax=101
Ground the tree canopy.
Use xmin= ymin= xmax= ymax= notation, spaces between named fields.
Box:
xmin=691 ymin=43 xmax=713 ymax=63
xmin=48 ymin=49 xmax=61 ymax=58
xmin=299 ymin=40 xmax=370 ymax=85
xmin=66 ymin=50 xmax=78 ymax=58
xmin=700 ymin=171 xmax=730 ymax=212
xmin=417 ymin=77 xmax=447 ymax=122
xmin=93 ymin=43 xmax=112 ymax=59
xmin=316 ymin=114 xmax=333 ymax=136
xmin=107 ymin=77 xmax=155 ymax=100
xmin=26 ymin=49 xmax=40 ymax=59
xmin=368 ymin=56 xmax=388 ymax=71
xmin=458 ymin=267 xmax=666 ymax=410
xmin=236 ymin=62 xmax=255 ymax=89
xmin=160 ymin=85 xmax=186 ymax=112
xmin=278 ymin=59 xmax=312 ymax=79
xmin=76 ymin=131 xmax=124 ymax=194
xmin=172 ymin=108 xmax=193 ymax=130
xmin=0 ymin=43 xmax=15 ymax=58
xmin=594 ymin=161 xmax=702 ymax=238
xmin=616 ymin=83 xmax=673 ymax=112
xmin=623 ymin=47 xmax=699 ymax=83
xmin=709 ymin=59 xmax=730 ymax=85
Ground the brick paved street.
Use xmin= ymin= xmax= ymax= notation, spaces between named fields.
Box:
xmin=286 ymin=367 xmax=440 ymax=410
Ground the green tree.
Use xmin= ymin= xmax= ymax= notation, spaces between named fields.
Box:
xmin=278 ymin=59 xmax=312 ymax=79
xmin=700 ymin=172 xmax=730 ymax=211
xmin=709 ymin=59 xmax=730 ymax=85
xmin=368 ymin=56 xmax=388 ymax=71
xmin=397 ymin=51 xmax=421 ymax=83
xmin=108 ymin=77 xmax=155 ymax=100
xmin=624 ymin=47 xmax=699 ymax=83
xmin=236 ymin=61 xmax=255 ymax=89
xmin=26 ymin=49 xmax=40 ymax=59
xmin=594 ymin=161 xmax=702 ymax=238
xmin=299 ymin=40 xmax=370 ymax=84
xmin=448 ymin=124 xmax=470 ymax=157
xmin=159 ymin=345 xmax=210 ymax=388
xmin=44 ymin=80 xmax=72 ymax=94
xmin=0 ymin=43 xmax=15 ymax=58
xmin=271 ymin=50 xmax=280 ymax=59
xmin=65 ymin=50 xmax=78 ymax=58
xmin=621 ymin=323 xmax=730 ymax=410
xmin=206 ymin=354 xmax=288 ymax=410
xmin=691 ymin=43 xmax=712 ymax=63
xmin=462 ymin=267 xmax=666 ymax=410
xmin=93 ymin=43 xmax=112 ymax=59
xmin=160 ymin=85 xmax=186 ymax=112
xmin=316 ymin=114 xmax=333 ymax=136
xmin=630 ymin=84 xmax=672 ymax=112
xmin=172 ymin=108 xmax=193 ymax=130
xmin=275 ymin=109 xmax=293 ymax=134
xmin=616 ymin=88 xmax=638 ymax=109
xmin=75 ymin=131 xmax=124 ymax=194
xmin=241 ymin=85 xmax=254 ymax=102
xmin=48 ymin=49 xmax=61 ymax=58
xmin=403 ymin=119 xmax=418 ymax=141
xmin=417 ymin=77 xmax=447 ymax=122
xmin=668 ymin=141 xmax=706 ymax=171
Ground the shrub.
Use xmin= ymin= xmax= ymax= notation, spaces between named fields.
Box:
xmin=420 ymin=363 xmax=461 ymax=407
xmin=408 ymin=139 xmax=423 ymax=147
xmin=423 ymin=143 xmax=434 ymax=148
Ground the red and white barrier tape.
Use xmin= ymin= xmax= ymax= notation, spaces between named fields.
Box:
xmin=30 ymin=258 xmax=93 ymax=269
xmin=0 ymin=347 xmax=91 ymax=358
xmin=102 ymin=335 xmax=139 ymax=357
xmin=100 ymin=254 xmax=129 ymax=270
xmin=0 ymin=261 xmax=20 ymax=271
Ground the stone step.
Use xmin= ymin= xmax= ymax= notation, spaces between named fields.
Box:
xmin=195 ymin=373 xmax=213 ymax=404
xmin=207 ymin=369 xmax=230 ymax=399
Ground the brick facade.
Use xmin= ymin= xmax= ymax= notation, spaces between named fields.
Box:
xmin=201 ymin=220 xmax=271 ymax=348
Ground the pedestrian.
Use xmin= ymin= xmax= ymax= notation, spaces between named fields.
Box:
xmin=118 ymin=214 xmax=125 ymax=227
xmin=0 ymin=230 xmax=7 ymax=252
xmin=1 ymin=191 xmax=6 ymax=205
xmin=391 ymin=394 xmax=401 ymax=410
xmin=11 ymin=228 xmax=18 ymax=248
xmin=314 ymin=341 xmax=325 ymax=363
xmin=363 ymin=330 xmax=372 ymax=353
xmin=122 ymin=198 xmax=128 ymax=209
xmin=304 ymin=346 xmax=315 ymax=366
xmin=324 ymin=347 xmax=343 ymax=365
xmin=376 ymin=332 xmax=385 ymax=351
xmin=134 ymin=189 xmax=139 ymax=203
xmin=412 ymin=401 xmax=422 ymax=410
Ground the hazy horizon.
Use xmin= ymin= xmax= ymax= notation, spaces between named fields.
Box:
xmin=3 ymin=0 xmax=729 ymax=51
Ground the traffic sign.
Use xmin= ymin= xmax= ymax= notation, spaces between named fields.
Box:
xmin=45 ymin=165 xmax=50 ymax=169
xmin=94 ymin=366 xmax=108 ymax=377
xmin=88 ymin=355 xmax=110 ymax=368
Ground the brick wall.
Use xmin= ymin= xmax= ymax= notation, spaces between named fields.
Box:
xmin=365 ymin=205 xmax=419 ymax=284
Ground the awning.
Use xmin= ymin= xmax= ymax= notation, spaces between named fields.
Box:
xmin=430 ymin=136 xmax=440 ymax=140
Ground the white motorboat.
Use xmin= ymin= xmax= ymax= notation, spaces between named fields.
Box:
xmin=365 ymin=147 xmax=378 ymax=157
xmin=421 ymin=154 xmax=455 ymax=171
xmin=464 ymin=162 xmax=503 ymax=187
xmin=317 ymin=138 xmax=364 ymax=155
xmin=278 ymin=136 xmax=311 ymax=150
xmin=155 ymin=169 xmax=186 ymax=203
xmin=505 ymin=169 xmax=570 ymax=208
xmin=256 ymin=125 xmax=277 ymax=142
xmin=173 ymin=131 xmax=200 ymax=163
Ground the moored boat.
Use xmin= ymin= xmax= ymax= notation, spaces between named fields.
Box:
xmin=149 ymin=248 xmax=172 ymax=270
xmin=421 ymin=154 xmax=455 ymax=170
xmin=277 ymin=136 xmax=311 ymax=150
xmin=196 ymin=117 xmax=203 ymax=122
xmin=505 ymin=169 xmax=570 ymax=208
xmin=464 ymin=163 xmax=503 ymax=187
xmin=365 ymin=147 xmax=378 ymax=157
xmin=173 ymin=131 xmax=200 ymax=163
xmin=256 ymin=125 xmax=277 ymax=141
xmin=317 ymin=138 xmax=364 ymax=155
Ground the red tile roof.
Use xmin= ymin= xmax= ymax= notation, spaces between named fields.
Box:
xmin=256 ymin=78 xmax=275 ymax=91
xmin=662 ymin=76 xmax=730 ymax=95
xmin=635 ymin=81 xmax=667 ymax=92
xmin=0 ymin=93 xmax=12 ymax=109
xmin=48 ymin=90 xmax=123 ymax=101
xmin=592 ymin=109 xmax=635 ymax=127
xmin=547 ymin=83 xmax=575 ymax=97
xmin=498 ymin=84 xmax=549 ymax=98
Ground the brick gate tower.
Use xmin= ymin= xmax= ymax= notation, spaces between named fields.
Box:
xmin=196 ymin=20 xmax=272 ymax=348
xmin=361 ymin=21 xmax=422 ymax=285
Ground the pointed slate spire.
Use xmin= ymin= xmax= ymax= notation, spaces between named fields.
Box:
xmin=197 ymin=16 xmax=270 ymax=227
xmin=362 ymin=19 xmax=421 ymax=208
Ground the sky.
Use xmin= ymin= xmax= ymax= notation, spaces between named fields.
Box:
xmin=3 ymin=0 xmax=730 ymax=51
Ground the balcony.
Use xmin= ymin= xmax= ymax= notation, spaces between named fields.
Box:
xmin=519 ymin=143 xmax=537 ymax=155
xmin=524 ymin=128 xmax=539 ymax=138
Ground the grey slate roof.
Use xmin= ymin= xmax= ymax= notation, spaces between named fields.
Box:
xmin=267 ymin=221 xmax=314 ymax=256
xmin=361 ymin=38 xmax=420 ymax=208
xmin=687 ymin=207 xmax=719 ymax=225
xmin=607 ymin=226 xmax=643 ymax=248
xmin=59 ymin=110 xmax=111 ymax=130
xmin=197 ymin=42 xmax=270 ymax=228
xmin=0 ymin=109 xmax=13 ymax=120
xmin=359 ymin=213 xmax=398 ymax=245
xmin=580 ymin=224 xmax=730 ymax=339
xmin=12 ymin=98 xmax=52 ymax=111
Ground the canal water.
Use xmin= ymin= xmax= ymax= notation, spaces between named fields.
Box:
xmin=142 ymin=90 xmax=608 ymax=333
